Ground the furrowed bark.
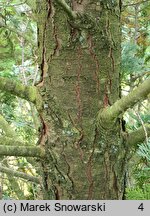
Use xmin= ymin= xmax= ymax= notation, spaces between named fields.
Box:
xmin=37 ymin=0 xmax=126 ymax=199
xmin=0 ymin=145 xmax=45 ymax=158
xmin=98 ymin=78 xmax=150 ymax=127
xmin=0 ymin=165 xmax=40 ymax=184
xmin=0 ymin=77 xmax=42 ymax=111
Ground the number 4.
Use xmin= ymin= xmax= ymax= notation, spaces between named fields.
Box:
xmin=138 ymin=203 xmax=144 ymax=211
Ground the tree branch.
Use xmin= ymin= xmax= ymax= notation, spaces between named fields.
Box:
xmin=0 ymin=165 xmax=40 ymax=184
xmin=0 ymin=77 xmax=42 ymax=111
xmin=126 ymin=124 xmax=150 ymax=147
xmin=2 ymin=161 xmax=26 ymax=199
xmin=98 ymin=79 xmax=150 ymax=126
xmin=55 ymin=0 xmax=77 ymax=19
xmin=55 ymin=1 xmax=95 ymax=30
xmin=0 ymin=136 xmax=31 ymax=146
xmin=0 ymin=145 xmax=45 ymax=158
xmin=131 ymin=71 xmax=150 ymax=82
xmin=0 ymin=115 xmax=18 ymax=138
xmin=123 ymin=0 xmax=150 ymax=7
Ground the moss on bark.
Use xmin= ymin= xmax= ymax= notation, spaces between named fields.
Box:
xmin=36 ymin=0 xmax=127 ymax=200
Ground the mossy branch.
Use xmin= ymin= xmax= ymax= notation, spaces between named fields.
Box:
xmin=124 ymin=0 xmax=150 ymax=7
xmin=0 ymin=136 xmax=31 ymax=146
xmin=0 ymin=165 xmax=40 ymax=184
xmin=4 ymin=162 xmax=26 ymax=199
xmin=127 ymin=124 xmax=150 ymax=147
xmin=0 ymin=77 xmax=42 ymax=111
xmin=0 ymin=116 xmax=36 ymax=148
xmin=0 ymin=114 xmax=18 ymax=138
xmin=98 ymin=78 xmax=150 ymax=126
xmin=0 ymin=145 xmax=45 ymax=158
xmin=55 ymin=0 xmax=77 ymax=19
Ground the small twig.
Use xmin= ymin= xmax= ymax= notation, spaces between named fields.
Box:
xmin=20 ymin=38 xmax=28 ymax=85
xmin=123 ymin=0 xmax=150 ymax=7
xmin=98 ymin=78 xmax=150 ymax=126
xmin=0 ymin=1 xmax=27 ymax=8
xmin=55 ymin=0 xmax=77 ymax=19
xmin=0 ymin=165 xmax=40 ymax=184
xmin=135 ymin=110 xmax=148 ymax=145
xmin=32 ymin=64 xmax=39 ymax=86
xmin=132 ymin=71 xmax=150 ymax=81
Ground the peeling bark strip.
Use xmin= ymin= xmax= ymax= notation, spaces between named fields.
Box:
xmin=86 ymin=127 xmax=98 ymax=200
xmin=36 ymin=1 xmax=51 ymax=87
xmin=87 ymin=34 xmax=100 ymax=95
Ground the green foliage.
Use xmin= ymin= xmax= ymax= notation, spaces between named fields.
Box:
xmin=135 ymin=167 xmax=150 ymax=187
xmin=126 ymin=185 xmax=150 ymax=200
xmin=121 ymin=42 xmax=150 ymax=80
xmin=26 ymin=184 xmax=39 ymax=200
xmin=2 ymin=191 xmax=13 ymax=200
xmin=126 ymin=111 xmax=150 ymax=131
xmin=126 ymin=140 xmax=150 ymax=200
xmin=0 ymin=0 xmax=39 ymax=141
xmin=121 ymin=43 xmax=144 ymax=76
xmin=138 ymin=139 xmax=150 ymax=162
xmin=126 ymin=164 xmax=150 ymax=200
xmin=0 ymin=0 xmax=40 ymax=199
xmin=122 ymin=2 xmax=150 ymax=173
xmin=121 ymin=0 xmax=150 ymax=83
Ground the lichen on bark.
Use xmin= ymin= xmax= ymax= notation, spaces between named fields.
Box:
xmin=36 ymin=0 xmax=127 ymax=200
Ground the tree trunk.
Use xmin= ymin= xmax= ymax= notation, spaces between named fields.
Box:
xmin=37 ymin=0 xmax=127 ymax=199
